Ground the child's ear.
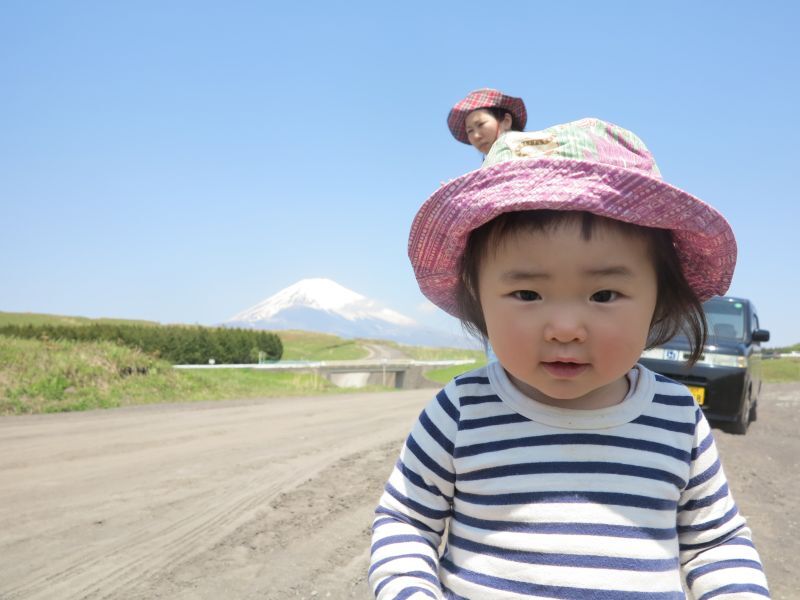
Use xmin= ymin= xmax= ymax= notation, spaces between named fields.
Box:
xmin=500 ymin=112 xmax=513 ymax=132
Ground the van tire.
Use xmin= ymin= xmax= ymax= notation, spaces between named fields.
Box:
xmin=730 ymin=392 xmax=751 ymax=435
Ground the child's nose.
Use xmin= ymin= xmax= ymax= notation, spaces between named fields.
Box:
xmin=543 ymin=313 xmax=587 ymax=343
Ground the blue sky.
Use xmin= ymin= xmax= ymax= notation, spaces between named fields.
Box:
xmin=1 ymin=1 xmax=798 ymax=346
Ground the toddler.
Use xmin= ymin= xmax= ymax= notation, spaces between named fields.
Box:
xmin=370 ymin=118 xmax=769 ymax=598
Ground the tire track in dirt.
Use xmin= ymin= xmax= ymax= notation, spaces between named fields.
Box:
xmin=0 ymin=391 xmax=429 ymax=600
xmin=144 ymin=440 xmax=403 ymax=599
xmin=6 ymin=465 xmax=324 ymax=599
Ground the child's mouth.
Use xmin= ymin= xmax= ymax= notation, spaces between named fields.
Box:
xmin=541 ymin=361 xmax=589 ymax=378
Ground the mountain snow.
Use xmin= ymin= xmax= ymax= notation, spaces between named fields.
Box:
xmin=227 ymin=278 xmax=417 ymax=326
xmin=225 ymin=278 xmax=474 ymax=348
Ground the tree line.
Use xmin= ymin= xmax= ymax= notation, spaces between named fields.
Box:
xmin=0 ymin=323 xmax=283 ymax=365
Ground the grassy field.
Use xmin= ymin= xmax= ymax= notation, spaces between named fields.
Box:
xmin=385 ymin=341 xmax=484 ymax=362
xmin=762 ymin=357 xmax=800 ymax=383
xmin=280 ymin=330 xmax=369 ymax=360
xmin=0 ymin=315 xmax=474 ymax=415
xmin=423 ymin=362 xmax=486 ymax=384
xmin=0 ymin=310 xmax=160 ymax=328
xmin=0 ymin=336 xmax=380 ymax=415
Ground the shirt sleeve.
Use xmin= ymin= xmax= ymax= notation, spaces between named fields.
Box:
xmin=678 ymin=408 xmax=770 ymax=598
xmin=369 ymin=387 xmax=459 ymax=599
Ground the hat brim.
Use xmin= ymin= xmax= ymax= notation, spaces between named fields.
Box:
xmin=409 ymin=158 xmax=736 ymax=317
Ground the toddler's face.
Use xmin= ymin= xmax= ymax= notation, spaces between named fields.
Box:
xmin=477 ymin=220 xmax=658 ymax=409
xmin=465 ymin=109 xmax=511 ymax=154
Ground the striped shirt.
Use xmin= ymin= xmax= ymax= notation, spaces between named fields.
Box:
xmin=369 ymin=363 xmax=769 ymax=599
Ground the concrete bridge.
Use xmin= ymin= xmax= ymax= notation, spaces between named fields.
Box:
xmin=174 ymin=358 xmax=476 ymax=389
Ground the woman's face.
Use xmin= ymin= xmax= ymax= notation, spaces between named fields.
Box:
xmin=465 ymin=109 xmax=512 ymax=154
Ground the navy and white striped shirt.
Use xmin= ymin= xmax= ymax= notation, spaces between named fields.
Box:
xmin=370 ymin=363 xmax=769 ymax=599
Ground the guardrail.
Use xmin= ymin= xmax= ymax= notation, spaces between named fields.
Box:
xmin=173 ymin=359 xmax=475 ymax=370
xmin=173 ymin=358 xmax=478 ymax=389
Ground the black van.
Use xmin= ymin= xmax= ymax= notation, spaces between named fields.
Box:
xmin=639 ymin=296 xmax=770 ymax=434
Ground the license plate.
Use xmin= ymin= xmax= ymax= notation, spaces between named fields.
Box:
xmin=687 ymin=385 xmax=705 ymax=406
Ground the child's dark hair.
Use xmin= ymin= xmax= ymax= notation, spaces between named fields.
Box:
xmin=485 ymin=107 xmax=524 ymax=132
xmin=456 ymin=210 xmax=708 ymax=365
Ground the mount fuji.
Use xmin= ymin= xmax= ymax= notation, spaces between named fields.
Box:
xmin=224 ymin=278 xmax=474 ymax=348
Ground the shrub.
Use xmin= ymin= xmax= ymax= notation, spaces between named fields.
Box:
xmin=0 ymin=324 xmax=282 ymax=365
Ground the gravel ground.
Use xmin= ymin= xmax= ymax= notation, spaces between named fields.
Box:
xmin=0 ymin=382 xmax=796 ymax=599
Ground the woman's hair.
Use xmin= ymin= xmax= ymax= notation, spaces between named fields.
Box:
xmin=484 ymin=107 xmax=523 ymax=132
xmin=456 ymin=210 xmax=708 ymax=365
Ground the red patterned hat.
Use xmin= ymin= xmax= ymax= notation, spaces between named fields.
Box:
xmin=447 ymin=88 xmax=528 ymax=144
xmin=410 ymin=118 xmax=737 ymax=317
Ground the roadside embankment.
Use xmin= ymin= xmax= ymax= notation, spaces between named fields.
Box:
xmin=0 ymin=336 xmax=353 ymax=414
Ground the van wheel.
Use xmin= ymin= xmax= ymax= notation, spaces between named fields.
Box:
xmin=730 ymin=392 xmax=751 ymax=435
xmin=750 ymin=398 xmax=758 ymax=422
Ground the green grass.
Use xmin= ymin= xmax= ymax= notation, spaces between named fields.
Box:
xmin=762 ymin=358 xmax=800 ymax=383
xmin=1 ymin=336 xmax=172 ymax=414
xmin=0 ymin=336 xmax=387 ymax=415
xmin=424 ymin=361 xmax=487 ymax=384
xmin=0 ymin=310 xmax=160 ymax=328
xmin=379 ymin=340 xmax=484 ymax=361
xmin=279 ymin=330 xmax=369 ymax=360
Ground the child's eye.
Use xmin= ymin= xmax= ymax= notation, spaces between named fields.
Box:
xmin=591 ymin=290 xmax=619 ymax=303
xmin=512 ymin=290 xmax=541 ymax=302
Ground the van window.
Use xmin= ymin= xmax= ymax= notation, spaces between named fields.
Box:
xmin=704 ymin=298 xmax=746 ymax=340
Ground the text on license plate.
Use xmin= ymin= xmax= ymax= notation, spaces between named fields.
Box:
xmin=687 ymin=386 xmax=705 ymax=406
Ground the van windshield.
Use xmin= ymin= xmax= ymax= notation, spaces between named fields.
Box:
xmin=704 ymin=298 xmax=746 ymax=341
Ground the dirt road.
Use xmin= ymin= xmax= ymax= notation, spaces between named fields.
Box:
xmin=0 ymin=383 xmax=796 ymax=599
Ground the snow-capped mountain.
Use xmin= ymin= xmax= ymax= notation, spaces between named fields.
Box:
xmin=229 ymin=278 xmax=416 ymax=327
xmin=225 ymin=278 xmax=473 ymax=348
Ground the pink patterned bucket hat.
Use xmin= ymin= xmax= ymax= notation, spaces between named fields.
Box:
xmin=448 ymin=88 xmax=527 ymax=144
xmin=409 ymin=118 xmax=737 ymax=317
